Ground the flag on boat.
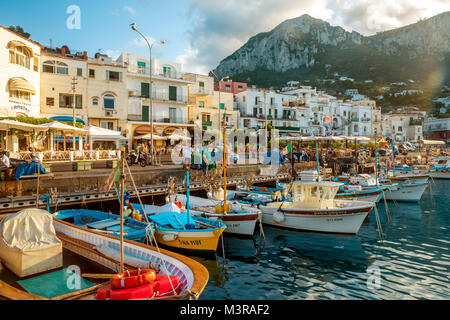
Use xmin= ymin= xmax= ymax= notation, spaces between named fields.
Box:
xmin=104 ymin=165 xmax=120 ymax=193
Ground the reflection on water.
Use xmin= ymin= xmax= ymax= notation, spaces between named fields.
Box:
xmin=195 ymin=180 xmax=450 ymax=300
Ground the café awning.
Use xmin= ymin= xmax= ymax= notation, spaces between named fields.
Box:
xmin=8 ymin=77 xmax=36 ymax=95
xmin=39 ymin=121 xmax=89 ymax=135
xmin=0 ymin=119 xmax=48 ymax=132
xmin=86 ymin=126 xmax=126 ymax=140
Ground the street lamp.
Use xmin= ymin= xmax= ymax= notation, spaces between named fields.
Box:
xmin=131 ymin=23 xmax=166 ymax=165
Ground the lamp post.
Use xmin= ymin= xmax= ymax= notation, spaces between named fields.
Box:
xmin=131 ymin=23 xmax=166 ymax=165
xmin=209 ymin=70 xmax=229 ymax=141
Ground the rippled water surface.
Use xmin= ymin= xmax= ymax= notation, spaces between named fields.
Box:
xmin=195 ymin=180 xmax=450 ymax=300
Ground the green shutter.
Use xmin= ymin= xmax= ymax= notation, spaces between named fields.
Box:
xmin=142 ymin=105 xmax=149 ymax=122
xmin=138 ymin=61 xmax=146 ymax=67
xmin=220 ymin=103 xmax=225 ymax=110
xmin=169 ymin=86 xmax=177 ymax=101
xmin=141 ymin=83 xmax=149 ymax=98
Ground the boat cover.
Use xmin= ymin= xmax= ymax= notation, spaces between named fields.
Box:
xmin=0 ymin=208 xmax=62 ymax=277
xmin=134 ymin=202 xmax=181 ymax=215
xmin=147 ymin=212 xmax=195 ymax=229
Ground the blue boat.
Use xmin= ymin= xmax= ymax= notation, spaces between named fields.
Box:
xmin=52 ymin=209 xmax=152 ymax=243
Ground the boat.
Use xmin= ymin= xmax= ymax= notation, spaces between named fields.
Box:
xmin=174 ymin=193 xmax=262 ymax=237
xmin=259 ymin=180 xmax=375 ymax=234
xmin=52 ymin=209 xmax=151 ymax=243
xmin=429 ymin=157 xmax=450 ymax=179
xmin=132 ymin=203 xmax=227 ymax=253
xmin=0 ymin=208 xmax=209 ymax=300
xmin=334 ymin=185 xmax=384 ymax=203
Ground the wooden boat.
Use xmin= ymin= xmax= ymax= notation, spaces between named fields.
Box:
xmin=0 ymin=211 xmax=209 ymax=300
xmin=132 ymin=203 xmax=227 ymax=253
xmin=335 ymin=185 xmax=383 ymax=203
xmin=429 ymin=157 xmax=450 ymax=179
xmin=259 ymin=181 xmax=374 ymax=234
xmin=53 ymin=209 xmax=151 ymax=243
xmin=174 ymin=193 xmax=261 ymax=237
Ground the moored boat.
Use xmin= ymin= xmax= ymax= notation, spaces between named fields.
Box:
xmin=259 ymin=181 xmax=374 ymax=234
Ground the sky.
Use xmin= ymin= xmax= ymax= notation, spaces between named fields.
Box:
xmin=1 ymin=0 xmax=449 ymax=74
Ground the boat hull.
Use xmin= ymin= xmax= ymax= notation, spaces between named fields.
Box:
xmin=154 ymin=227 xmax=225 ymax=252
xmin=335 ymin=189 xmax=383 ymax=203
xmin=259 ymin=203 xmax=373 ymax=234
xmin=192 ymin=211 xmax=260 ymax=237
xmin=382 ymin=182 xmax=429 ymax=202
xmin=429 ymin=169 xmax=450 ymax=180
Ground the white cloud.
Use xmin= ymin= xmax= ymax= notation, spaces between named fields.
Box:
xmin=123 ymin=6 xmax=136 ymax=16
xmin=179 ymin=0 xmax=449 ymax=74
xmin=104 ymin=49 xmax=122 ymax=60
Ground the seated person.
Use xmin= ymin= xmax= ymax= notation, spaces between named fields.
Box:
xmin=0 ymin=151 xmax=10 ymax=170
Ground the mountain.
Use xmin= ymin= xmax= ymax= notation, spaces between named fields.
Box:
xmin=213 ymin=12 xmax=450 ymax=87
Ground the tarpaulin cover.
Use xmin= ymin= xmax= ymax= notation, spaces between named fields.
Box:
xmin=0 ymin=208 xmax=62 ymax=277
xmin=17 ymin=268 xmax=96 ymax=299
xmin=147 ymin=211 xmax=193 ymax=229
xmin=14 ymin=163 xmax=46 ymax=180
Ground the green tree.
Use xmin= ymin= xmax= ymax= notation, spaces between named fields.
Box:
xmin=8 ymin=25 xmax=30 ymax=38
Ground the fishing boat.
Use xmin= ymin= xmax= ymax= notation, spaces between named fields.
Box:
xmin=132 ymin=203 xmax=227 ymax=253
xmin=0 ymin=208 xmax=209 ymax=300
xmin=174 ymin=193 xmax=262 ymax=237
xmin=259 ymin=180 xmax=375 ymax=234
xmin=429 ymin=157 xmax=450 ymax=179
xmin=334 ymin=185 xmax=383 ymax=203
xmin=52 ymin=209 xmax=151 ymax=243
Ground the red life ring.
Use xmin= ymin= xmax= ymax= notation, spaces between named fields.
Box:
xmin=442 ymin=169 xmax=447 ymax=173
xmin=175 ymin=201 xmax=183 ymax=209
xmin=110 ymin=269 xmax=156 ymax=289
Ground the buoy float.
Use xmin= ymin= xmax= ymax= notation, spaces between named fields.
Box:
xmin=272 ymin=211 xmax=285 ymax=223
xmin=110 ymin=269 xmax=156 ymax=289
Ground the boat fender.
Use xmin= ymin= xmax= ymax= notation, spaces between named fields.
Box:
xmin=162 ymin=233 xmax=178 ymax=241
xmin=273 ymin=211 xmax=285 ymax=223
xmin=110 ymin=269 xmax=156 ymax=289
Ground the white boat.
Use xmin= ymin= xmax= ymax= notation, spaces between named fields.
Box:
xmin=335 ymin=185 xmax=384 ymax=203
xmin=429 ymin=157 xmax=450 ymax=179
xmin=377 ymin=182 xmax=430 ymax=202
xmin=259 ymin=181 xmax=374 ymax=234
xmin=174 ymin=193 xmax=261 ymax=237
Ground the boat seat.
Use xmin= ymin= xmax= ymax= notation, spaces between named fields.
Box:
xmin=106 ymin=225 xmax=134 ymax=233
xmin=86 ymin=218 xmax=120 ymax=230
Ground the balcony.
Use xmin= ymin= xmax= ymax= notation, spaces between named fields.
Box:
xmin=350 ymin=117 xmax=359 ymax=122
xmin=410 ymin=118 xmax=424 ymax=125
xmin=311 ymin=120 xmax=321 ymax=125
xmin=135 ymin=91 xmax=188 ymax=104
xmin=361 ymin=117 xmax=371 ymax=122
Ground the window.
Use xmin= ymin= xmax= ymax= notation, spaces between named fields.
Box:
xmin=92 ymin=98 xmax=98 ymax=106
xmin=199 ymin=81 xmax=205 ymax=94
xmin=59 ymin=94 xmax=82 ymax=109
xmin=142 ymin=105 xmax=149 ymax=122
xmin=169 ymin=86 xmax=177 ymax=101
xmin=199 ymin=101 xmax=205 ymax=107
xmin=33 ymin=57 xmax=38 ymax=72
xmin=238 ymin=85 xmax=243 ymax=90
xmin=100 ymin=121 xmax=114 ymax=130
xmin=137 ymin=61 xmax=146 ymax=74
xmin=77 ymin=68 xmax=83 ymax=77
xmin=103 ymin=94 xmax=115 ymax=109
xmin=141 ymin=82 xmax=149 ymax=98
xmin=106 ymin=70 xmax=121 ymax=81
xmin=225 ymin=84 xmax=231 ymax=90
xmin=9 ymin=46 xmax=31 ymax=69
xmin=9 ymin=90 xmax=30 ymax=101
xmin=43 ymin=61 xmax=68 ymax=75
xmin=202 ymin=114 xmax=211 ymax=122
xmin=270 ymin=97 xmax=275 ymax=105
xmin=89 ymin=69 xmax=95 ymax=78
xmin=46 ymin=97 xmax=55 ymax=106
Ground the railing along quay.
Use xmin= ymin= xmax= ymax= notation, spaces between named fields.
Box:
xmin=0 ymin=173 xmax=290 ymax=214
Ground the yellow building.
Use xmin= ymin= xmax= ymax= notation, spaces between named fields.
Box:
xmin=183 ymin=73 xmax=239 ymax=135
xmin=40 ymin=47 xmax=128 ymax=134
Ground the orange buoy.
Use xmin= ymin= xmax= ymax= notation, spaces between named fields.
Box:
xmin=110 ymin=269 xmax=156 ymax=289
xmin=175 ymin=201 xmax=183 ymax=209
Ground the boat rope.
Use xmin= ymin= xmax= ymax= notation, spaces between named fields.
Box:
xmin=220 ymin=228 xmax=226 ymax=265
xmin=258 ymin=213 xmax=266 ymax=243
xmin=387 ymin=187 xmax=399 ymax=207
xmin=373 ymin=205 xmax=384 ymax=243
xmin=381 ymin=191 xmax=391 ymax=223
xmin=124 ymin=161 xmax=178 ymax=297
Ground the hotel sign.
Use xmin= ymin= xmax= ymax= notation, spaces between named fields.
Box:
xmin=8 ymin=99 xmax=31 ymax=115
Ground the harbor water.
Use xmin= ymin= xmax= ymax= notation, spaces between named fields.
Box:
xmin=194 ymin=179 xmax=450 ymax=300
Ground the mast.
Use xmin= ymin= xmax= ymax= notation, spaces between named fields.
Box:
xmin=119 ymin=151 xmax=125 ymax=273
xmin=185 ymin=164 xmax=190 ymax=224
xmin=354 ymin=137 xmax=358 ymax=173
xmin=315 ymin=139 xmax=320 ymax=175
xmin=223 ymin=124 xmax=227 ymax=212
xmin=374 ymin=129 xmax=378 ymax=186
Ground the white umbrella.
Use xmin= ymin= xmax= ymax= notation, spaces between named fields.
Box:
xmin=133 ymin=134 xmax=167 ymax=140
xmin=167 ymin=134 xmax=191 ymax=141
xmin=39 ymin=121 xmax=89 ymax=135
xmin=86 ymin=126 xmax=126 ymax=140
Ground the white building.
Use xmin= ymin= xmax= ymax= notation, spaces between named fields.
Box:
xmin=116 ymin=52 xmax=194 ymax=143
xmin=0 ymin=26 xmax=41 ymax=118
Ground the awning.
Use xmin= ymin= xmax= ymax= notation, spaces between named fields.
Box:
xmin=8 ymin=78 xmax=36 ymax=95
xmin=0 ymin=119 xmax=48 ymax=132
xmin=419 ymin=140 xmax=446 ymax=145
xmin=39 ymin=122 xmax=89 ymax=135
xmin=133 ymin=134 xmax=166 ymax=140
xmin=50 ymin=116 xmax=85 ymax=125
xmin=7 ymin=40 xmax=34 ymax=57
xmin=86 ymin=126 xmax=126 ymax=140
